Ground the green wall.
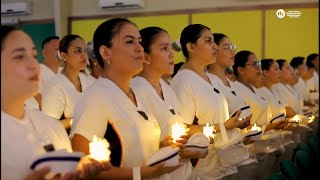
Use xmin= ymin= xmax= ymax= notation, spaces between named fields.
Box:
xmin=21 ymin=22 xmax=55 ymax=63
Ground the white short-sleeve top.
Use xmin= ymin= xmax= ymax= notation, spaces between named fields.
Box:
xmin=171 ymin=70 xmax=238 ymax=179
xmin=255 ymin=87 xmax=286 ymax=119
xmin=233 ymin=81 xmax=271 ymax=126
xmin=272 ymin=83 xmax=302 ymax=114
xmin=207 ymin=73 xmax=247 ymax=116
xmin=1 ymin=109 xmax=72 ymax=180
xmin=131 ymin=77 xmax=193 ymax=180
xmin=70 ymin=78 xmax=161 ymax=168
xmin=41 ymin=73 xmax=95 ymax=119
xmin=39 ymin=64 xmax=63 ymax=94
xmin=171 ymin=70 xmax=229 ymax=125
xmin=131 ymin=77 xmax=183 ymax=140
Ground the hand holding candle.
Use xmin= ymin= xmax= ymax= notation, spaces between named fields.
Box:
xmin=89 ymin=136 xmax=111 ymax=161
xmin=203 ymin=122 xmax=216 ymax=140
xmin=172 ymin=122 xmax=187 ymax=143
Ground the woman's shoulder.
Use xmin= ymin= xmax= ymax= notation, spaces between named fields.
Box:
xmin=131 ymin=76 xmax=149 ymax=88
xmin=173 ymin=69 xmax=194 ymax=79
xmin=232 ymin=80 xmax=245 ymax=89
xmin=171 ymin=69 xmax=198 ymax=87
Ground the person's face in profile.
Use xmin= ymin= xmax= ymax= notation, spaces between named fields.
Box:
xmin=189 ymin=29 xmax=218 ymax=65
xmin=279 ymin=61 xmax=292 ymax=82
xmin=43 ymin=39 xmax=60 ymax=61
xmin=264 ymin=61 xmax=281 ymax=84
xmin=216 ymin=37 xmax=236 ymax=68
xmin=62 ymin=37 xmax=88 ymax=71
xmin=108 ymin=23 xmax=144 ymax=76
xmin=146 ymin=31 xmax=175 ymax=76
xmin=241 ymin=53 xmax=261 ymax=84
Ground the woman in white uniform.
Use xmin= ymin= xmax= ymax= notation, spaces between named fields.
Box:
xmin=259 ymin=59 xmax=296 ymax=118
xmin=258 ymin=59 xmax=297 ymax=172
xmin=291 ymin=56 xmax=316 ymax=101
xmin=132 ymin=26 xmax=211 ymax=180
xmin=291 ymin=56 xmax=319 ymax=94
xmin=233 ymin=51 xmax=288 ymax=179
xmin=207 ymin=33 xmax=257 ymax=180
xmin=70 ymin=18 xmax=181 ymax=179
xmin=1 ymin=26 xmax=110 ymax=180
xmin=171 ymin=24 xmax=251 ymax=180
xmin=272 ymin=59 xmax=303 ymax=114
xmin=41 ymin=35 xmax=96 ymax=131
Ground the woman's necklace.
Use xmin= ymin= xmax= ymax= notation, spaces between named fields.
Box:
xmin=63 ymin=69 xmax=82 ymax=92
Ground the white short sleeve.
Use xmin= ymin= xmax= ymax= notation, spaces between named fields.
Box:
xmin=70 ymin=89 xmax=109 ymax=141
xmin=42 ymin=83 xmax=66 ymax=119
xmin=171 ymin=75 xmax=196 ymax=125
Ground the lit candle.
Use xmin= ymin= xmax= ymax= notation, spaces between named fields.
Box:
xmin=308 ymin=115 xmax=315 ymax=124
xmin=89 ymin=135 xmax=111 ymax=161
xmin=291 ymin=114 xmax=301 ymax=123
xmin=203 ymin=122 xmax=216 ymax=139
xmin=172 ymin=122 xmax=187 ymax=143
xmin=251 ymin=124 xmax=261 ymax=131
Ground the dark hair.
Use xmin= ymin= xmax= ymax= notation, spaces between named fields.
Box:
xmin=93 ymin=18 xmax=135 ymax=68
xmin=180 ymin=24 xmax=210 ymax=59
xmin=306 ymin=53 xmax=319 ymax=68
xmin=276 ymin=59 xmax=287 ymax=70
xmin=290 ymin=56 xmax=305 ymax=69
xmin=261 ymin=58 xmax=275 ymax=71
xmin=59 ymin=34 xmax=82 ymax=53
xmin=233 ymin=50 xmax=254 ymax=76
xmin=213 ymin=33 xmax=228 ymax=46
xmin=1 ymin=26 xmax=18 ymax=51
xmin=140 ymin=27 xmax=167 ymax=54
xmin=42 ymin=36 xmax=59 ymax=49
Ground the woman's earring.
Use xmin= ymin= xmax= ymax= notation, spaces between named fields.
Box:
xmin=107 ymin=58 xmax=111 ymax=64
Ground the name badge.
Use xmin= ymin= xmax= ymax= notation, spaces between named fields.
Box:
xmin=43 ymin=144 xmax=55 ymax=152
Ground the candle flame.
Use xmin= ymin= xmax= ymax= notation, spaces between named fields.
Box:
xmin=89 ymin=135 xmax=111 ymax=161
xmin=308 ymin=115 xmax=315 ymax=124
xmin=203 ymin=122 xmax=216 ymax=139
xmin=251 ymin=124 xmax=261 ymax=131
xmin=291 ymin=114 xmax=301 ymax=122
xmin=172 ymin=122 xmax=187 ymax=143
